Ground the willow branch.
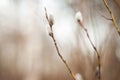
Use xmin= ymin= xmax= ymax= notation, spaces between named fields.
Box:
xmin=101 ymin=14 xmax=112 ymax=21
xmin=44 ymin=8 xmax=76 ymax=80
xmin=103 ymin=0 xmax=120 ymax=36
xmin=77 ymin=20 xmax=101 ymax=80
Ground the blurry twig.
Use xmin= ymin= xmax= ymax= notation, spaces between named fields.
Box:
xmin=103 ymin=0 xmax=120 ymax=36
xmin=44 ymin=7 xmax=76 ymax=80
xmin=96 ymin=7 xmax=112 ymax=21
xmin=101 ymin=14 xmax=112 ymax=21
xmin=76 ymin=11 xmax=101 ymax=80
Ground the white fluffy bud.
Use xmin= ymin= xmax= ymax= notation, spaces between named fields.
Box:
xmin=95 ymin=66 xmax=100 ymax=78
xmin=75 ymin=73 xmax=83 ymax=80
xmin=44 ymin=7 xmax=54 ymax=27
xmin=48 ymin=14 xmax=54 ymax=27
xmin=75 ymin=11 xmax=83 ymax=23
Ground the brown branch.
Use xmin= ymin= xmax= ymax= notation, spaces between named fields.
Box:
xmin=44 ymin=7 xmax=76 ymax=80
xmin=96 ymin=7 xmax=112 ymax=21
xmin=103 ymin=0 xmax=120 ymax=36
xmin=101 ymin=14 xmax=112 ymax=21
xmin=77 ymin=20 xmax=101 ymax=80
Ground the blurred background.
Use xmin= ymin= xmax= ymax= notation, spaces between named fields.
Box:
xmin=0 ymin=0 xmax=120 ymax=80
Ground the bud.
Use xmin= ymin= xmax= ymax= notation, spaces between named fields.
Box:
xmin=48 ymin=14 xmax=54 ymax=27
xmin=75 ymin=11 xmax=83 ymax=23
xmin=47 ymin=26 xmax=53 ymax=37
xmin=44 ymin=7 xmax=54 ymax=28
xmin=75 ymin=73 xmax=83 ymax=80
xmin=95 ymin=66 xmax=100 ymax=78
xmin=75 ymin=11 xmax=83 ymax=25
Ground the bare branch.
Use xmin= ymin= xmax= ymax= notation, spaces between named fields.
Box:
xmin=44 ymin=7 xmax=76 ymax=80
xmin=76 ymin=12 xmax=101 ymax=80
xmin=103 ymin=0 xmax=120 ymax=36
xmin=96 ymin=7 xmax=112 ymax=21
xmin=101 ymin=14 xmax=112 ymax=21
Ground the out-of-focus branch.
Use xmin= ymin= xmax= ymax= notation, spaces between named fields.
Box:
xmin=44 ymin=8 xmax=76 ymax=80
xmin=75 ymin=12 xmax=101 ymax=80
xmin=101 ymin=14 xmax=112 ymax=21
xmin=103 ymin=0 xmax=120 ymax=36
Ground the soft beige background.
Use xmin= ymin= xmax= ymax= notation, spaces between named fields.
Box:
xmin=0 ymin=0 xmax=120 ymax=80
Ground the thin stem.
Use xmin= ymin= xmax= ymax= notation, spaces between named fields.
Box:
xmin=50 ymin=31 xmax=76 ymax=80
xmin=78 ymin=22 xmax=101 ymax=80
xmin=103 ymin=0 xmax=120 ymax=36
xmin=44 ymin=8 xmax=76 ymax=80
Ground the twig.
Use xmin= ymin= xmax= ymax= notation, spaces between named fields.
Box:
xmin=101 ymin=14 xmax=112 ymax=21
xmin=76 ymin=12 xmax=101 ymax=80
xmin=80 ymin=23 xmax=101 ymax=80
xmin=103 ymin=0 xmax=120 ymax=36
xmin=96 ymin=7 xmax=112 ymax=21
xmin=44 ymin=7 xmax=76 ymax=80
